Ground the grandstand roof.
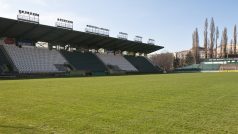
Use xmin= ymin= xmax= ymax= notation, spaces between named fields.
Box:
xmin=0 ymin=17 xmax=163 ymax=53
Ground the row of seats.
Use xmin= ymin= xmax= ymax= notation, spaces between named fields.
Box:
xmin=0 ymin=45 xmax=12 ymax=74
xmin=62 ymin=51 xmax=159 ymax=74
xmin=176 ymin=64 xmax=221 ymax=71
xmin=3 ymin=45 xmax=68 ymax=74
xmin=124 ymin=55 xmax=158 ymax=73
xmin=61 ymin=51 xmax=107 ymax=72
xmin=199 ymin=64 xmax=221 ymax=71
xmin=96 ymin=53 xmax=138 ymax=72
xmin=1 ymin=45 xmax=159 ymax=75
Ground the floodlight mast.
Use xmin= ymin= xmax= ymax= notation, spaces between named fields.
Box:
xmin=85 ymin=25 xmax=109 ymax=37
xmin=55 ymin=18 xmax=73 ymax=30
xmin=148 ymin=39 xmax=155 ymax=45
xmin=118 ymin=32 xmax=128 ymax=40
xmin=17 ymin=10 xmax=39 ymax=24
xmin=134 ymin=36 xmax=143 ymax=43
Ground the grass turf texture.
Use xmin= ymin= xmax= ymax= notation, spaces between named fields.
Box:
xmin=0 ymin=73 xmax=238 ymax=133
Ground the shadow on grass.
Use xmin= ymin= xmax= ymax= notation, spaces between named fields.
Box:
xmin=0 ymin=124 xmax=44 ymax=133
xmin=0 ymin=125 xmax=34 ymax=130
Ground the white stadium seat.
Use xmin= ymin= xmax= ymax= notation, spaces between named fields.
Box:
xmin=3 ymin=45 xmax=68 ymax=74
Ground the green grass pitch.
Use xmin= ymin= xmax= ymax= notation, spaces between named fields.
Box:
xmin=0 ymin=73 xmax=238 ymax=133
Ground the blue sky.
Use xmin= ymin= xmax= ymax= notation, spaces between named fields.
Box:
xmin=0 ymin=0 xmax=238 ymax=53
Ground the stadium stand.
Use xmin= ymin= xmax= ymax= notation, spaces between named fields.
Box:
xmin=96 ymin=53 xmax=138 ymax=72
xmin=61 ymin=51 xmax=107 ymax=75
xmin=199 ymin=64 xmax=220 ymax=71
xmin=175 ymin=64 xmax=201 ymax=72
xmin=0 ymin=45 xmax=13 ymax=74
xmin=3 ymin=45 xmax=69 ymax=74
xmin=0 ymin=16 xmax=164 ymax=77
xmin=176 ymin=63 xmax=221 ymax=72
xmin=183 ymin=64 xmax=200 ymax=69
xmin=124 ymin=55 xmax=158 ymax=73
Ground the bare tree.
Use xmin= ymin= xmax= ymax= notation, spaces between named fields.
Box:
xmin=210 ymin=18 xmax=215 ymax=58
xmin=185 ymin=51 xmax=194 ymax=65
xmin=192 ymin=28 xmax=200 ymax=63
xmin=150 ymin=53 xmax=174 ymax=71
xmin=234 ymin=25 xmax=237 ymax=54
xmin=222 ymin=28 xmax=228 ymax=58
xmin=173 ymin=54 xmax=181 ymax=68
xmin=207 ymin=38 xmax=210 ymax=57
xmin=220 ymin=38 xmax=223 ymax=58
xmin=204 ymin=18 xmax=208 ymax=59
xmin=215 ymin=27 xmax=219 ymax=58
xmin=229 ymin=39 xmax=233 ymax=54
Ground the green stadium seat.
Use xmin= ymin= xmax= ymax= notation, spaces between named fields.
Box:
xmin=124 ymin=55 xmax=158 ymax=73
xmin=61 ymin=51 xmax=107 ymax=73
xmin=0 ymin=45 xmax=13 ymax=74
xmin=176 ymin=63 xmax=220 ymax=72
xmin=199 ymin=64 xmax=220 ymax=71
xmin=96 ymin=53 xmax=138 ymax=72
